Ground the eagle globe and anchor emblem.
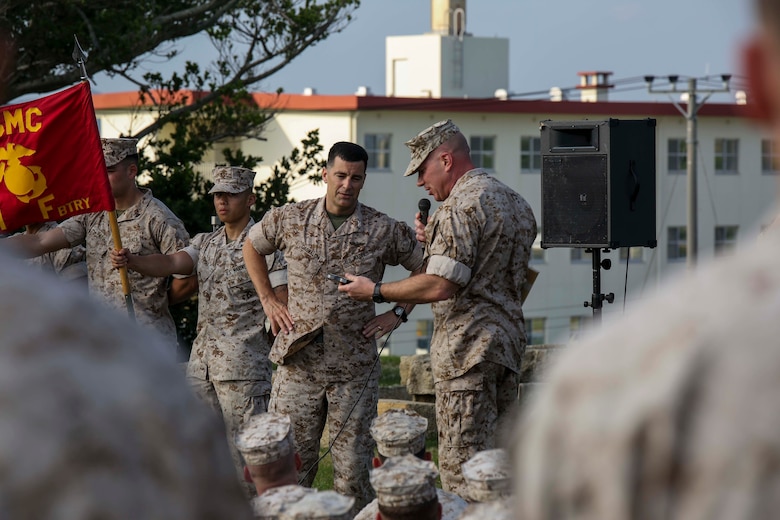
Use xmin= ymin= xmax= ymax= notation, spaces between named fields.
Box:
xmin=0 ymin=142 xmax=47 ymax=203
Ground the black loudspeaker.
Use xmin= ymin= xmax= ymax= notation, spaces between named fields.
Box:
xmin=540 ymin=118 xmax=657 ymax=249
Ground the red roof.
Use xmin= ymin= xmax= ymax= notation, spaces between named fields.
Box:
xmin=91 ymin=90 xmax=751 ymax=119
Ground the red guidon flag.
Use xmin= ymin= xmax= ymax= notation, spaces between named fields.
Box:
xmin=0 ymin=82 xmax=113 ymax=233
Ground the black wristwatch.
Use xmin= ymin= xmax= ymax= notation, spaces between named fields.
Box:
xmin=392 ymin=305 xmax=408 ymax=323
xmin=372 ymin=282 xmax=386 ymax=303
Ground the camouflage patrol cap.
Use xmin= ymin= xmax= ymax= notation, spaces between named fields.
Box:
xmin=403 ymin=119 xmax=461 ymax=177
xmin=461 ymin=449 xmax=512 ymax=502
xmin=235 ymin=412 xmax=295 ymax=466
xmin=278 ymin=490 xmax=354 ymax=520
xmin=208 ymin=165 xmax=256 ymax=194
xmin=101 ymin=137 xmax=138 ymax=167
xmin=370 ymin=408 xmax=428 ymax=457
xmin=251 ymin=485 xmax=315 ymax=520
xmin=370 ymin=454 xmax=438 ymax=508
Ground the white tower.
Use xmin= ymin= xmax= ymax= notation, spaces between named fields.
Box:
xmin=385 ymin=0 xmax=508 ymax=98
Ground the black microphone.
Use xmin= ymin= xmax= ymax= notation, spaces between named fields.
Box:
xmin=418 ymin=198 xmax=431 ymax=225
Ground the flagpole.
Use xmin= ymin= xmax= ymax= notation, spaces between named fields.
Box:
xmin=73 ymin=35 xmax=136 ymax=322
xmin=108 ymin=212 xmax=136 ymax=320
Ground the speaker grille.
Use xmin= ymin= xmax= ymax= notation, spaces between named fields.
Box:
xmin=542 ymin=155 xmax=608 ymax=247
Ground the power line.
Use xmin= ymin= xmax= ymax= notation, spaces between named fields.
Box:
xmin=646 ymin=74 xmax=732 ymax=269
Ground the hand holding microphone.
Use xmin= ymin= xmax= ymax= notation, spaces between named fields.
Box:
xmin=418 ymin=198 xmax=431 ymax=225
xmin=415 ymin=198 xmax=430 ymax=243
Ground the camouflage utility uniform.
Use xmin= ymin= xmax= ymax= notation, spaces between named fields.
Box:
xmin=184 ymin=219 xmax=286 ymax=493
xmin=0 ymin=247 xmax=252 ymax=519
xmin=59 ymin=188 xmax=189 ymax=349
xmin=425 ymin=168 xmax=536 ymax=495
xmin=247 ymin=197 xmax=423 ymax=510
xmin=23 ymin=221 xmax=87 ymax=283
xmin=514 ymin=223 xmax=780 ymax=519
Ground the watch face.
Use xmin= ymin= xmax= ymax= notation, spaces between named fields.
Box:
xmin=394 ymin=307 xmax=403 ymax=316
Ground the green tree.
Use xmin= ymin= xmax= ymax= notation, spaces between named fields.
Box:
xmin=3 ymin=0 xmax=360 ymax=106
xmin=2 ymin=0 xmax=358 ymax=350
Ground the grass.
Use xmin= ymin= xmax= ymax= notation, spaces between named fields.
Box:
xmin=378 ymin=355 xmax=401 ymax=387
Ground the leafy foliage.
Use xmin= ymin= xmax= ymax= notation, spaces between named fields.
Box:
xmin=0 ymin=0 xmax=361 ymax=350
xmin=3 ymin=0 xmax=360 ymax=107
xmin=252 ymin=128 xmax=325 ymax=218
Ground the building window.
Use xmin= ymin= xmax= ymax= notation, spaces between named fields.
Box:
xmin=527 ymin=317 xmax=546 ymax=345
xmin=520 ymin=136 xmax=541 ymax=173
xmin=531 ymin=232 xmax=545 ymax=263
xmin=619 ymin=247 xmax=643 ymax=262
xmin=667 ymin=226 xmax=687 ymax=261
xmin=415 ymin=319 xmax=433 ymax=352
xmin=667 ymin=138 xmax=687 ymax=174
xmin=570 ymin=248 xmax=590 ymax=263
xmin=762 ymin=139 xmax=778 ymax=174
xmin=714 ymin=225 xmax=738 ymax=256
xmin=714 ymin=138 xmax=739 ymax=174
xmin=365 ymin=133 xmax=391 ymax=170
xmin=569 ymin=315 xmax=591 ymax=340
xmin=470 ymin=136 xmax=495 ymax=171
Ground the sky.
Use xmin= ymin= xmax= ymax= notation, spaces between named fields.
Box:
xmin=93 ymin=0 xmax=754 ymax=103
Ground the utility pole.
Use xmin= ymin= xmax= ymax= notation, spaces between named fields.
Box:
xmin=644 ymin=75 xmax=731 ymax=269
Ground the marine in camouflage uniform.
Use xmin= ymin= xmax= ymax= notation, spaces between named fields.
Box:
xmin=244 ymin=142 xmax=424 ymax=512
xmin=21 ymin=220 xmax=87 ymax=285
xmin=185 ymin=218 xmax=285 ymax=495
xmin=111 ymin=166 xmax=286 ymax=497
xmin=338 ymin=120 xmax=537 ymax=496
xmin=235 ymin=412 xmax=301 ymax=497
xmin=513 ymin=226 xmax=780 ymax=519
xmin=60 ymin=187 xmax=188 ymax=344
xmin=460 ymin=448 xmax=512 ymax=503
xmin=6 ymin=138 xmax=190 ymax=350
xmin=0 ymin=246 xmax=252 ymax=519
xmin=354 ymin=409 xmax=467 ymax=520
xmin=370 ymin=455 xmax=442 ymax=520
xmin=425 ymin=163 xmax=536 ymax=495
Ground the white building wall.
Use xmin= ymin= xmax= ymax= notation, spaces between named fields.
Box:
xmin=386 ymin=35 xmax=443 ymax=98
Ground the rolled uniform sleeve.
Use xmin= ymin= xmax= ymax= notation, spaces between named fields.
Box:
xmin=425 ymin=204 xmax=479 ymax=286
xmin=247 ymin=207 xmax=281 ymax=257
xmin=267 ymin=249 xmax=288 ymax=288
xmin=180 ymin=233 xmax=207 ymax=277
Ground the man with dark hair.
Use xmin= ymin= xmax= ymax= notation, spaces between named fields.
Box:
xmin=339 ymin=121 xmax=537 ymax=495
xmin=243 ymin=141 xmax=424 ymax=511
xmin=7 ymin=137 xmax=191 ymax=352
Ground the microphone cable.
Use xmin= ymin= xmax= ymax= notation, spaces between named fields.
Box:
xmin=297 ymin=312 xmax=405 ymax=485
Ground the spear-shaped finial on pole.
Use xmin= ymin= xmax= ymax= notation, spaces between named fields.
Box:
xmin=72 ymin=35 xmax=91 ymax=83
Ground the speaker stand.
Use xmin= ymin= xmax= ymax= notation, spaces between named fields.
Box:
xmin=584 ymin=248 xmax=615 ymax=323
